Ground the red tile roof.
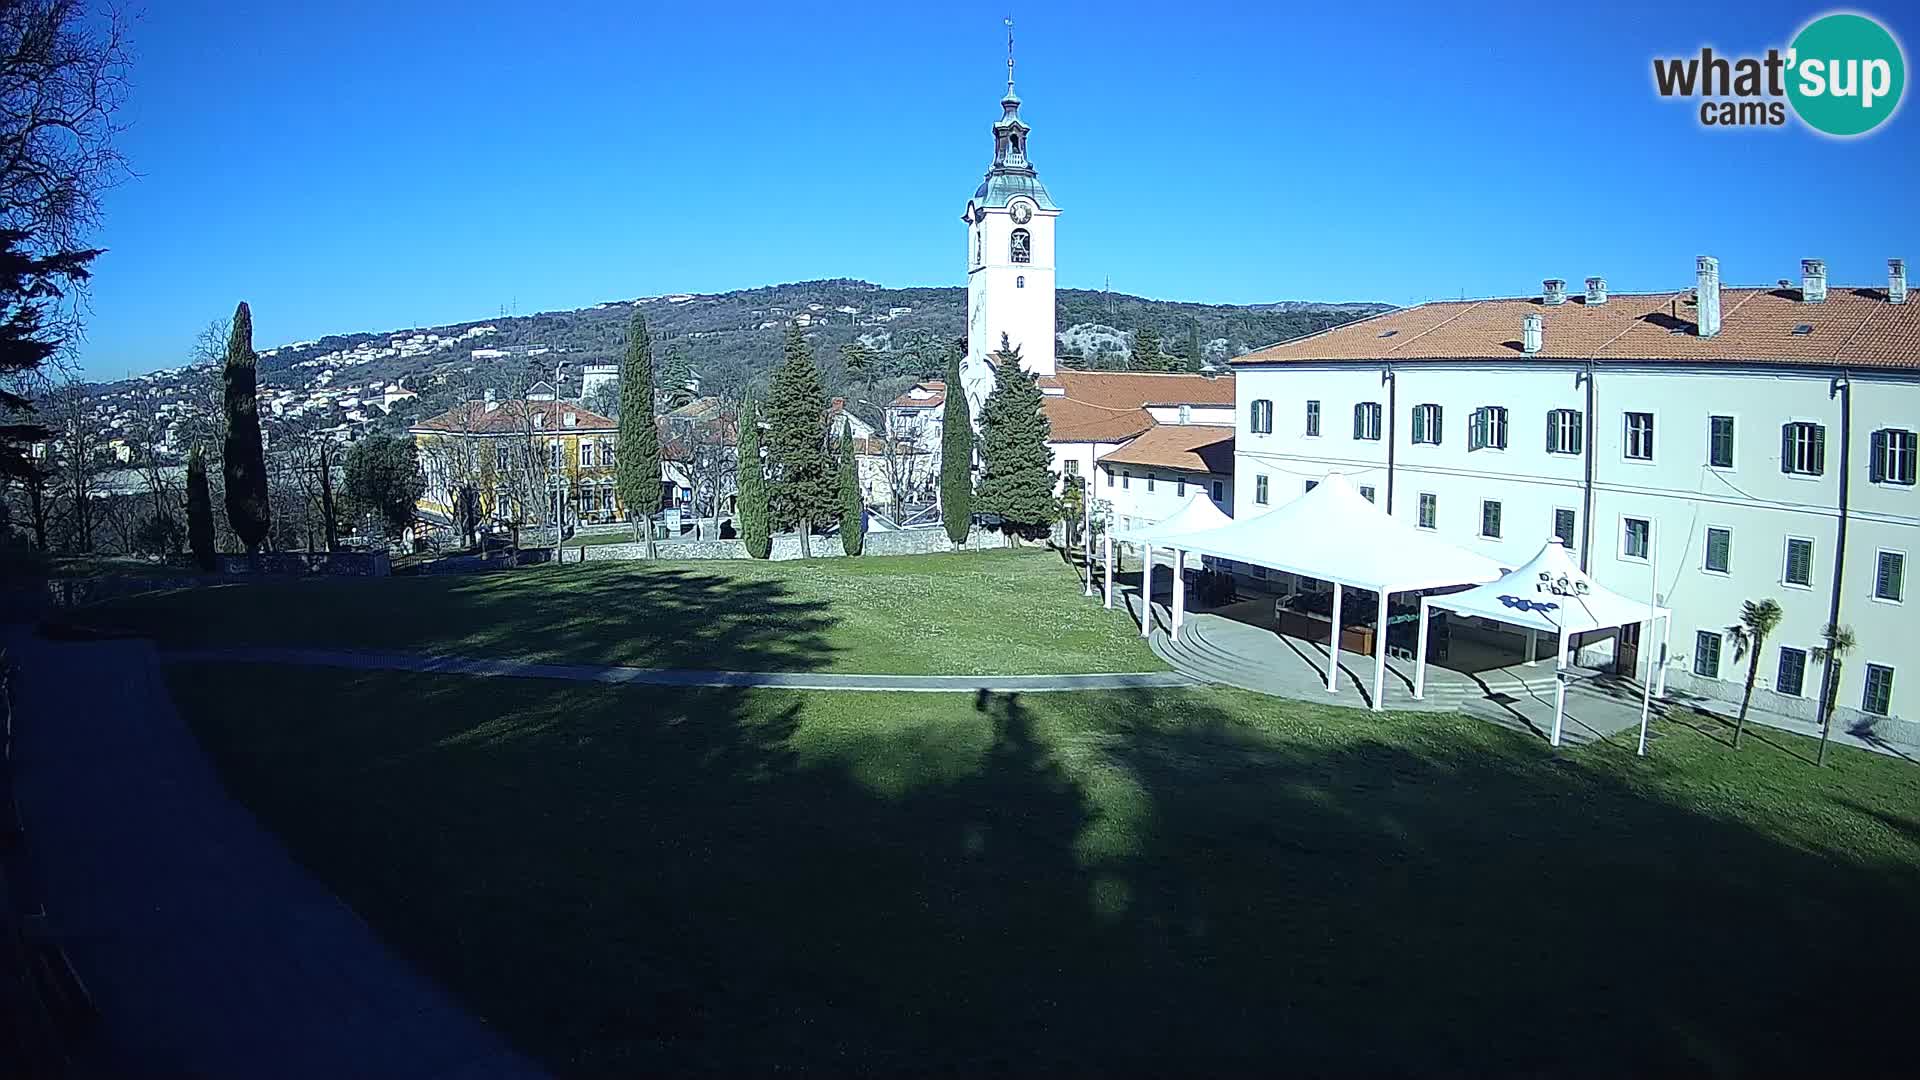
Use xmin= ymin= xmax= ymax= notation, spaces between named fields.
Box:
xmin=412 ymin=399 xmax=617 ymax=435
xmin=886 ymin=381 xmax=948 ymax=409
xmin=1235 ymin=285 xmax=1920 ymax=368
xmin=1041 ymin=398 xmax=1156 ymax=443
xmin=1099 ymin=425 xmax=1235 ymax=474
xmin=1039 ymin=370 xmax=1236 ymax=407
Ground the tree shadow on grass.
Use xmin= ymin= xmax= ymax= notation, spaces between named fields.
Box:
xmin=179 ymin=669 xmax=1920 ymax=1076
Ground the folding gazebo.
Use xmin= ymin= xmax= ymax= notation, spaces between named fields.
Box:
xmin=1148 ymin=474 xmax=1504 ymax=709
xmin=1103 ymin=492 xmax=1234 ymax=639
xmin=1415 ymin=539 xmax=1671 ymax=746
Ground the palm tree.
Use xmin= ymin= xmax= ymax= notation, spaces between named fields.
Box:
xmin=1725 ymin=599 xmax=1783 ymax=749
xmin=1810 ymin=622 xmax=1857 ymax=767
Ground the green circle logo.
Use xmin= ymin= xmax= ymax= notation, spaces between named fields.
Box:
xmin=1787 ymin=13 xmax=1906 ymax=136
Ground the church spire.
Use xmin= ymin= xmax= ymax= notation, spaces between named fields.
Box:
xmin=991 ymin=17 xmax=1032 ymax=175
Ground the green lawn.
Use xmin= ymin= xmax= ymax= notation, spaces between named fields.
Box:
xmin=168 ymin=665 xmax=1920 ymax=1075
xmin=89 ymin=549 xmax=1157 ymax=675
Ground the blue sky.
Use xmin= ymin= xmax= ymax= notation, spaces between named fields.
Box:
xmin=77 ymin=0 xmax=1919 ymax=377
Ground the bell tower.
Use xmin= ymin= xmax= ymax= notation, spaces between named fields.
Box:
xmin=961 ymin=18 xmax=1058 ymax=412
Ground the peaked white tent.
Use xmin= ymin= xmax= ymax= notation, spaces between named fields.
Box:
xmin=1150 ymin=473 xmax=1504 ymax=709
xmin=1415 ymin=539 xmax=1671 ymax=746
xmin=1101 ymin=492 xmax=1235 ymax=635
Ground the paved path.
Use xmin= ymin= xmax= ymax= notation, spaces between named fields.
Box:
xmin=5 ymin=630 xmax=546 ymax=1078
xmin=165 ymin=646 xmax=1198 ymax=693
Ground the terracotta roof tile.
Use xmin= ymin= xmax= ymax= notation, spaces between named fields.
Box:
xmin=1234 ymin=286 xmax=1920 ymax=369
xmin=412 ymin=399 xmax=617 ymax=435
xmin=1046 ymin=371 xmax=1236 ymax=407
xmin=1041 ymin=398 xmax=1155 ymax=443
xmin=1099 ymin=425 xmax=1235 ymax=473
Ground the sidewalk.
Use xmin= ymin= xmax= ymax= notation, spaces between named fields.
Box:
xmin=164 ymin=645 xmax=1197 ymax=693
xmin=5 ymin=630 xmax=546 ymax=1078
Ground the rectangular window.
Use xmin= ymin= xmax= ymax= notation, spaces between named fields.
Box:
xmin=1250 ymin=399 xmax=1273 ymax=434
xmin=1210 ymin=479 xmax=1224 ymax=500
xmin=495 ymin=443 xmax=511 ymax=471
xmin=1255 ymin=475 xmax=1270 ymax=505
xmin=1862 ymin=664 xmax=1895 ymax=716
xmin=1104 ymin=468 xmax=1114 ymax=487
xmin=1353 ymin=402 xmax=1382 ymax=441
xmin=580 ymin=442 xmax=595 ymax=467
xmin=1709 ymin=416 xmax=1735 ymax=468
xmin=1147 ymin=474 xmax=1156 ymax=492
xmin=1782 ymin=537 xmax=1814 ymax=587
xmin=1470 ymin=405 xmax=1509 ymax=451
xmin=1122 ymin=471 xmax=1131 ymax=489
xmin=1875 ymin=550 xmax=1906 ymax=602
xmin=1411 ymin=403 xmax=1443 ymax=445
xmin=1480 ymin=499 xmax=1502 ymax=539
xmin=550 ymin=441 xmax=563 ymax=468
xmin=1782 ymin=421 xmax=1825 ymax=476
xmin=1776 ymin=647 xmax=1807 ymax=697
xmin=1871 ymin=428 xmax=1918 ymax=485
xmin=1553 ymin=508 xmax=1577 ymax=549
xmin=578 ymin=487 xmax=593 ymax=514
xmin=1704 ymin=526 xmax=1732 ymax=574
xmin=1624 ymin=412 xmax=1655 ymax=461
xmin=1417 ymin=492 xmax=1437 ymax=530
xmin=1359 ymin=485 xmax=1376 ymax=503
xmin=1547 ymin=409 xmax=1583 ymax=455
xmin=1305 ymin=400 xmax=1321 ymax=437
xmin=1623 ymin=516 xmax=1651 ymax=561
xmin=1693 ymin=631 xmax=1723 ymax=678
xmin=601 ymin=441 xmax=615 ymax=467
xmin=1176 ymin=477 xmax=1186 ymax=496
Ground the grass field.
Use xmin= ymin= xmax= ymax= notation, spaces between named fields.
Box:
xmin=91 ymin=550 xmax=1157 ymax=675
xmin=168 ymin=664 xmax=1920 ymax=1075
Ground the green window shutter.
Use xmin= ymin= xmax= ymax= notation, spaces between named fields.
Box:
xmin=1354 ymin=404 xmax=1364 ymax=439
xmin=1812 ymin=424 xmax=1826 ymax=475
xmin=1870 ymin=430 xmax=1888 ymax=483
xmin=1781 ymin=424 xmax=1794 ymax=473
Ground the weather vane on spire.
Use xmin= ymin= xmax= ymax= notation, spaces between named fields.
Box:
xmin=1005 ymin=15 xmax=1015 ymax=95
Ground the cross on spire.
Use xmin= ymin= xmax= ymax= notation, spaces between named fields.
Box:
xmin=1005 ymin=16 xmax=1015 ymax=96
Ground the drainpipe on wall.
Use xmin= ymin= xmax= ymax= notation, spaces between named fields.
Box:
xmin=1816 ymin=371 xmax=1853 ymax=754
xmin=1579 ymin=360 xmax=1596 ymax=574
xmin=1382 ymin=363 xmax=1397 ymax=513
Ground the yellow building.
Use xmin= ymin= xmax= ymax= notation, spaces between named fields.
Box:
xmin=409 ymin=396 xmax=624 ymax=530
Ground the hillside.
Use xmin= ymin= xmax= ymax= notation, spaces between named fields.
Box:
xmin=83 ymin=281 xmax=1387 ymax=443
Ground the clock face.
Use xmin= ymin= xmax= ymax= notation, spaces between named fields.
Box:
xmin=1010 ymin=201 xmax=1033 ymax=224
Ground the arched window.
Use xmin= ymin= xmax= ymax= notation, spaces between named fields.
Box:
xmin=1016 ymin=276 xmax=1024 ymax=288
xmin=1010 ymin=228 xmax=1031 ymax=264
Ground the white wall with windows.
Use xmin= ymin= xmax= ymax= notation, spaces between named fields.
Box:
xmin=1095 ymin=460 xmax=1232 ymax=533
xmin=1233 ymin=360 xmax=1917 ymax=729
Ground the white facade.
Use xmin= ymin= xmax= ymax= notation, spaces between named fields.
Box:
xmin=1097 ymin=460 xmax=1233 ymax=533
xmin=966 ymin=196 xmax=1057 ymax=378
xmin=1231 ymin=359 xmax=1916 ymax=728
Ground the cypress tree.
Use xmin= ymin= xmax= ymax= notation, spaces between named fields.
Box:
xmin=939 ymin=345 xmax=973 ymax=545
xmin=1131 ymin=326 xmax=1170 ymax=371
xmin=838 ymin=429 xmax=863 ymax=556
xmin=616 ymin=311 xmax=662 ymax=550
xmin=736 ymin=392 xmax=771 ymax=559
xmin=1186 ymin=319 xmax=1207 ymax=371
xmin=659 ymin=342 xmax=695 ymax=411
xmin=765 ymin=324 xmax=834 ymax=558
xmin=974 ymin=346 xmax=1057 ymax=544
xmin=220 ymin=302 xmax=271 ymax=559
xmin=186 ymin=446 xmax=215 ymax=572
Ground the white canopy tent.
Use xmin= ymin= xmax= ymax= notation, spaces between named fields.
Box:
xmin=1149 ymin=474 xmax=1504 ymax=709
xmin=1415 ymin=539 xmax=1671 ymax=747
xmin=1100 ymin=492 xmax=1234 ymax=638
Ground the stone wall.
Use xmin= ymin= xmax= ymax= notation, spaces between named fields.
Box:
xmin=570 ymin=527 xmax=1007 ymax=563
xmin=167 ymin=552 xmax=392 ymax=577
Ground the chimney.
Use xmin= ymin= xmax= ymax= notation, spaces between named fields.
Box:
xmin=1542 ymin=278 xmax=1568 ymax=306
xmin=1696 ymin=256 xmax=1722 ymax=338
xmin=1585 ymin=276 xmax=1608 ymax=305
xmin=1521 ymin=312 xmax=1543 ymax=354
xmin=1890 ymin=258 xmax=1908 ymax=305
xmin=1801 ymin=258 xmax=1827 ymax=303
